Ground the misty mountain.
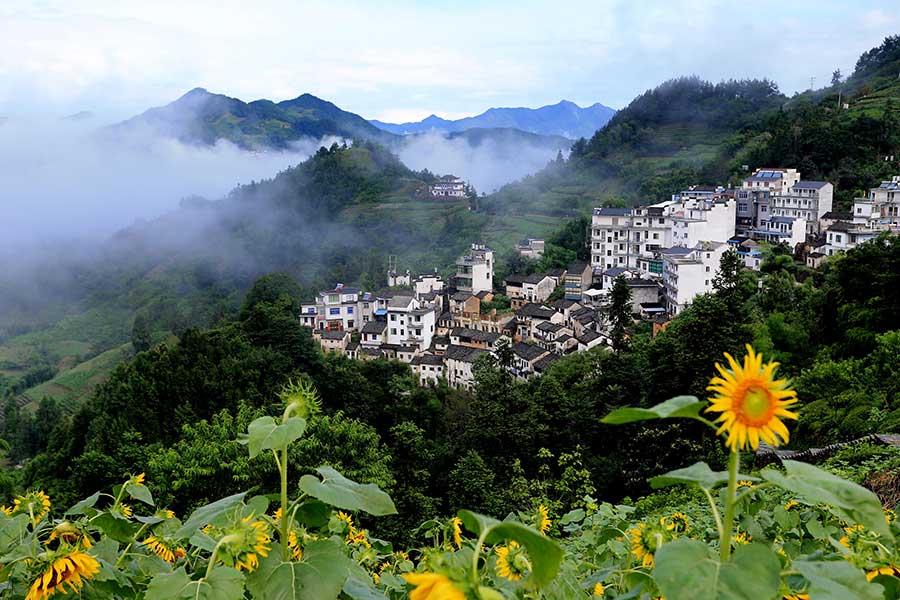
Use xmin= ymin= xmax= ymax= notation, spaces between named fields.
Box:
xmin=110 ymin=87 xmax=398 ymax=149
xmin=370 ymin=100 xmax=616 ymax=139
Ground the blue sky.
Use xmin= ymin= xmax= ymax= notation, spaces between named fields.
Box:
xmin=1 ymin=0 xmax=899 ymax=122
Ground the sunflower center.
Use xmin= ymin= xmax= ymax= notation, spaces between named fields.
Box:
xmin=737 ymin=384 xmax=775 ymax=425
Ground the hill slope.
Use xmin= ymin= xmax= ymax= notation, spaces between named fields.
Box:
xmin=111 ymin=87 xmax=398 ymax=149
xmin=371 ymin=99 xmax=616 ymax=139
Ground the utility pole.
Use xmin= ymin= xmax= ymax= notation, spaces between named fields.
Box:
xmin=809 ymin=76 xmax=816 ymax=91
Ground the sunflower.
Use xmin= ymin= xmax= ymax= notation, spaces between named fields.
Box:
xmin=784 ymin=500 xmax=799 ymax=511
xmin=287 ymin=530 xmax=303 ymax=561
xmin=131 ymin=473 xmax=146 ymax=486
xmin=13 ymin=491 xmax=52 ymax=525
xmin=839 ymin=524 xmax=865 ymax=548
xmin=537 ymin=505 xmax=551 ymax=535
xmin=1 ymin=505 xmax=12 ymax=515
xmin=593 ymin=582 xmax=605 ymax=596
xmin=628 ymin=523 xmax=662 ymax=568
xmin=215 ymin=515 xmax=272 ymax=572
xmin=142 ymin=536 xmax=185 ymax=563
xmin=736 ymin=480 xmax=754 ymax=489
xmin=118 ymin=504 xmax=133 ymax=519
xmin=402 ymin=572 xmax=466 ymax=600
xmin=886 ymin=509 xmax=898 ymax=524
xmin=706 ymin=345 xmax=799 ymax=451
xmin=733 ymin=531 xmax=752 ymax=545
xmin=450 ymin=517 xmax=463 ymax=549
xmin=867 ymin=566 xmax=900 ymax=581
xmin=495 ymin=540 xmax=529 ymax=581
xmin=662 ymin=512 xmax=690 ymax=534
xmin=155 ymin=508 xmax=176 ymax=520
xmin=25 ymin=549 xmax=100 ymax=600
xmin=783 ymin=594 xmax=810 ymax=600
xmin=48 ymin=522 xmax=93 ymax=549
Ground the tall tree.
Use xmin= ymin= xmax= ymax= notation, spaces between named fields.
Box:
xmin=608 ymin=275 xmax=633 ymax=352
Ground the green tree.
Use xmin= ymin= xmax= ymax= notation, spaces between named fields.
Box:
xmin=131 ymin=311 xmax=153 ymax=352
xmin=608 ymin=275 xmax=633 ymax=352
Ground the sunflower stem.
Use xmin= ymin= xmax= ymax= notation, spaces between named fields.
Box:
xmin=470 ymin=528 xmax=489 ymax=596
xmin=720 ymin=449 xmax=740 ymax=562
xmin=280 ymin=445 xmax=289 ymax=562
xmin=700 ymin=486 xmax=724 ymax=541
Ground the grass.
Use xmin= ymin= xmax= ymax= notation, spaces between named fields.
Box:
xmin=19 ymin=343 xmax=133 ymax=413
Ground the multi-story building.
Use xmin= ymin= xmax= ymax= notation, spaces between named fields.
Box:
xmin=413 ymin=272 xmax=444 ymax=299
xmin=662 ymin=242 xmax=728 ymax=315
xmin=313 ymin=284 xmax=369 ymax=331
xmin=515 ymin=238 xmax=545 ymax=259
xmin=564 ymin=261 xmax=593 ymax=300
xmin=824 ymin=221 xmax=882 ymax=256
xmin=386 ymin=295 xmax=436 ymax=351
xmin=736 ymin=169 xmax=799 ymax=235
xmin=852 ymin=175 xmax=900 ymax=228
xmin=770 ymin=181 xmax=833 ymax=235
xmin=590 ymin=205 xmax=670 ymax=273
xmin=504 ymin=273 xmax=556 ymax=308
xmin=455 ymin=243 xmax=494 ymax=295
xmin=444 ymin=345 xmax=489 ymax=390
xmin=669 ymin=197 xmax=736 ymax=249
xmin=430 ymin=175 xmax=466 ymax=198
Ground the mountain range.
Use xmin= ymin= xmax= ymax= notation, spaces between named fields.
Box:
xmin=369 ymin=100 xmax=616 ymax=139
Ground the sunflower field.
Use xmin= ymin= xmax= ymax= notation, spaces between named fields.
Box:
xmin=1 ymin=346 xmax=898 ymax=599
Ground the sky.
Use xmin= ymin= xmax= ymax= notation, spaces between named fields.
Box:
xmin=2 ymin=1 xmax=899 ymax=123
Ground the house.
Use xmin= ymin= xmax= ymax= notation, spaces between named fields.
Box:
xmin=727 ymin=237 xmax=764 ymax=270
xmin=577 ymin=329 xmax=604 ymax=351
xmin=505 ymin=273 xmax=556 ymax=308
xmin=551 ymin=333 xmax=578 ymax=355
xmin=318 ymin=330 xmax=351 ymax=354
xmin=444 ymin=344 xmax=489 ymax=390
xmin=455 ymin=244 xmax=494 ymax=295
xmin=626 ymin=278 xmax=662 ymax=314
xmin=410 ymin=354 xmax=444 ymax=386
xmin=824 ymin=221 xmax=882 ymax=256
xmin=510 ymin=342 xmax=551 ymax=380
xmin=516 ymin=303 xmax=564 ymax=340
xmin=806 ymin=252 xmax=827 ymax=268
xmin=430 ymin=175 xmax=466 ymax=198
xmin=534 ymin=321 xmax=569 ymax=348
xmin=449 ymin=327 xmax=504 ymax=350
xmin=533 ymin=353 xmax=560 ymax=375
xmin=515 ymin=238 xmax=545 ymax=259
xmin=551 ymin=298 xmax=583 ymax=322
xmin=770 ymin=181 xmax=834 ymax=235
xmin=360 ymin=320 xmax=387 ymax=347
xmin=569 ymin=307 xmax=600 ymax=338
xmin=450 ymin=291 xmax=481 ymax=318
xmin=299 ymin=300 xmax=318 ymax=328
xmin=413 ymin=272 xmax=444 ymax=299
xmin=564 ymin=261 xmax=592 ymax=301
xmin=662 ymin=242 xmax=728 ymax=315
xmin=314 ymin=284 xmax=365 ymax=331
xmin=386 ymin=295 xmax=436 ymax=350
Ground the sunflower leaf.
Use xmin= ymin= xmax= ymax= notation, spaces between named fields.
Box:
xmin=650 ymin=462 xmax=758 ymax=490
xmin=761 ymin=460 xmax=893 ymax=544
xmin=298 ymin=466 xmax=396 ymax=516
xmin=793 ymin=560 xmax=884 ymax=600
xmin=601 ymin=396 xmax=706 ymax=425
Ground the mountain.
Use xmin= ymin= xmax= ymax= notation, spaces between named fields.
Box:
xmin=370 ymin=100 xmax=616 ymax=139
xmin=111 ymin=87 xmax=398 ymax=149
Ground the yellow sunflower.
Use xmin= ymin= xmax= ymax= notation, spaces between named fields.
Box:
xmin=733 ymin=531 xmax=752 ymax=545
xmin=784 ymin=500 xmax=799 ymax=511
xmin=628 ymin=523 xmax=661 ymax=568
xmin=13 ymin=491 xmax=51 ymax=525
xmin=287 ymin=530 xmax=303 ymax=561
xmin=131 ymin=473 xmax=146 ymax=486
xmin=48 ymin=522 xmax=93 ymax=549
xmin=142 ymin=536 xmax=185 ymax=563
xmin=25 ymin=549 xmax=100 ymax=600
xmin=783 ymin=594 xmax=810 ymax=600
xmin=867 ymin=566 xmax=900 ymax=581
xmin=450 ymin=517 xmax=463 ymax=549
xmin=215 ymin=515 xmax=272 ymax=572
xmin=593 ymin=582 xmax=605 ymax=596
xmin=402 ymin=572 xmax=466 ymax=600
xmin=495 ymin=540 xmax=529 ymax=581
xmin=662 ymin=512 xmax=690 ymax=534
xmin=706 ymin=344 xmax=799 ymax=451
xmin=737 ymin=480 xmax=754 ymax=489
xmin=537 ymin=504 xmax=551 ymax=535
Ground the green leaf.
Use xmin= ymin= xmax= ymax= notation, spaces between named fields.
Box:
xmin=145 ymin=567 xmax=244 ymax=600
xmin=650 ymin=462 xmax=756 ymax=490
xmin=175 ymin=492 xmax=246 ymax=540
xmin=601 ymin=395 xmax=706 ymax=425
xmin=457 ymin=511 xmax=563 ymax=587
xmin=126 ymin=483 xmax=155 ymax=507
xmin=793 ymin=560 xmax=883 ymax=600
xmin=762 ymin=460 xmax=893 ymax=543
xmin=298 ymin=466 xmax=396 ymax=516
xmin=294 ymin=500 xmax=331 ymax=528
xmin=92 ymin=512 xmax=138 ymax=543
xmin=243 ymin=416 xmax=307 ymax=458
xmin=65 ymin=492 xmax=101 ymax=515
xmin=342 ymin=571 xmax=389 ymax=599
xmin=653 ymin=539 xmax=717 ymax=600
xmin=0 ymin=513 xmax=29 ymax=549
xmin=654 ymin=541 xmax=780 ymax=600
xmin=718 ymin=544 xmax=781 ymax=600
xmin=245 ymin=540 xmax=353 ymax=600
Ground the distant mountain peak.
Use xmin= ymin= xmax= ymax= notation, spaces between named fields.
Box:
xmin=370 ymin=100 xmax=616 ymax=139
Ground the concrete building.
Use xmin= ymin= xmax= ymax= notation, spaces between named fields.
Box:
xmin=386 ymin=295 xmax=436 ymax=351
xmin=727 ymin=237 xmax=764 ymax=271
xmin=770 ymin=181 xmax=833 ymax=235
xmin=455 ymin=244 xmax=494 ymax=295
xmin=410 ymin=354 xmax=444 ymax=386
xmin=315 ymin=284 xmax=364 ymax=331
xmin=504 ymin=273 xmax=556 ymax=308
xmin=510 ymin=342 xmax=551 ymax=381
xmin=515 ymin=238 xmax=545 ymax=259
xmin=413 ymin=272 xmax=444 ymax=299
xmin=590 ymin=205 xmax=670 ymax=273
xmin=430 ymin=175 xmax=466 ymax=198
xmin=318 ymin=330 xmax=351 ymax=354
xmin=444 ymin=345 xmax=489 ymax=390
xmin=669 ymin=197 xmax=736 ymax=249
xmin=564 ymin=261 xmax=592 ymax=301
xmin=852 ymin=175 xmax=900 ymax=229
xmin=662 ymin=242 xmax=728 ymax=315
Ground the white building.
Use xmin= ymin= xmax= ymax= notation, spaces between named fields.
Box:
xmin=770 ymin=181 xmax=834 ymax=235
xmin=314 ymin=284 xmax=370 ymax=331
xmin=430 ymin=175 xmax=466 ymax=198
xmin=515 ymin=238 xmax=545 ymax=259
xmin=662 ymin=242 xmax=728 ymax=315
xmin=669 ymin=197 xmax=736 ymax=249
xmin=823 ymin=176 xmax=900 ymax=256
xmin=386 ymin=295 xmax=436 ymax=351
xmin=455 ymin=244 xmax=494 ymax=295
xmin=413 ymin=272 xmax=444 ymax=298
xmin=444 ymin=345 xmax=489 ymax=390
xmin=410 ymin=354 xmax=444 ymax=386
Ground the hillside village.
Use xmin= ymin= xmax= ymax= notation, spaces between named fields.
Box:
xmin=306 ymin=169 xmax=900 ymax=388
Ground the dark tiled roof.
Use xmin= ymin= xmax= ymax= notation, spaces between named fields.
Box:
xmin=411 ymin=354 xmax=444 ymax=366
xmin=552 ymin=299 xmax=578 ymax=310
xmin=451 ymin=291 xmax=474 ymax=302
xmin=627 ymin=278 xmax=660 ymax=288
xmin=450 ymin=327 xmax=501 ymax=343
xmin=536 ymin=321 xmax=564 ymax=333
xmin=444 ymin=344 xmax=489 ymax=363
xmin=505 ymin=274 xmax=528 ymax=285
xmin=517 ymin=303 xmax=556 ymax=319
xmin=602 ymin=267 xmax=629 ymax=277
xmin=662 ymin=246 xmax=694 ymax=256
xmin=792 ymin=181 xmax=829 ymax=190
xmin=388 ymin=295 xmax=415 ymax=308
xmin=821 ymin=211 xmax=852 ymax=220
xmin=512 ymin=342 xmax=549 ymax=361
xmin=475 ymin=291 xmax=492 ymax=299
xmin=321 ymin=330 xmax=349 ymax=340
xmin=828 ymin=221 xmax=853 ymax=232
xmin=555 ymin=333 xmax=573 ymax=343
xmin=533 ymin=354 xmax=560 ymax=373
xmin=593 ymin=207 xmax=631 ymax=216
xmin=361 ymin=321 xmax=387 ymax=334
xmin=567 ymin=261 xmax=589 ymax=273
xmin=577 ymin=330 xmax=601 ymax=344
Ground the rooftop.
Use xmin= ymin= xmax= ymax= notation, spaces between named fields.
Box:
xmin=792 ymin=180 xmax=830 ymax=190
xmin=320 ymin=330 xmax=349 ymax=340
xmin=593 ymin=206 xmax=631 ymax=216
xmin=388 ymin=295 xmax=415 ymax=309
xmin=512 ymin=342 xmax=548 ymax=361
xmin=361 ymin=321 xmax=387 ymax=334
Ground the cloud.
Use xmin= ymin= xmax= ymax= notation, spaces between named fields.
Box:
xmin=0 ymin=115 xmax=332 ymax=251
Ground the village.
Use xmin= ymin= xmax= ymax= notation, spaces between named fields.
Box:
xmin=306 ymin=170 xmax=900 ymax=388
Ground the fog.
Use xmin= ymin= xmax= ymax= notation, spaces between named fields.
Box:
xmin=0 ymin=117 xmax=333 ymax=253
xmin=398 ymin=131 xmax=567 ymax=193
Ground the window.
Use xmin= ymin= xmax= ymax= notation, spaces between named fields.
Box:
xmin=328 ymin=294 xmax=339 ymax=302
xmin=415 ymin=329 xmax=421 ymax=336
xmin=705 ymin=266 xmax=710 ymax=272
xmin=653 ymin=233 xmax=659 ymax=240
xmin=391 ymin=314 xmax=397 ymax=321
xmin=347 ymin=306 xmax=354 ymax=314
xmin=347 ymin=320 xmax=354 ymax=329
xmin=363 ymin=302 xmax=369 ymax=309
xmin=391 ymin=328 xmax=397 ymax=335
xmin=329 ymin=308 xmax=340 ymax=316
